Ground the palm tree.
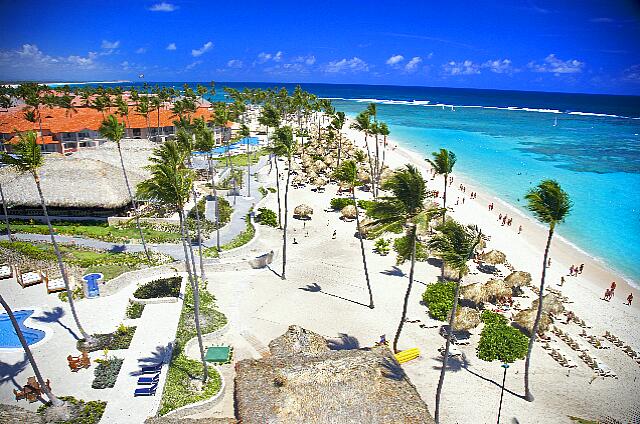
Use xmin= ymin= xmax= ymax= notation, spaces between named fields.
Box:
xmin=269 ymin=126 xmax=297 ymax=279
xmin=194 ymin=125 xmax=222 ymax=252
xmin=427 ymin=149 xmax=457 ymax=222
xmin=115 ymin=95 xmax=130 ymax=138
xmin=378 ymin=122 xmax=390 ymax=179
xmin=367 ymin=103 xmax=381 ymax=192
xmin=0 ymin=132 xmax=93 ymax=343
xmin=523 ymin=179 xmax=571 ymax=401
xmin=367 ymin=165 xmax=429 ymax=352
xmin=427 ymin=220 xmax=481 ymax=424
xmin=333 ymin=160 xmax=374 ymax=309
xmin=137 ymin=140 xmax=209 ymax=382
xmin=135 ymin=96 xmax=151 ymax=138
xmin=99 ymin=115 xmax=151 ymax=262
xmin=258 ymin=103 xmax=282 ymax=227
xmin=350 ymin=111 xmax=376 ymax=197
xmin=0 ymin=294 xmax=64 ymax=406
xmin=331 ymin=112 xmax=346 ymax=168
xmin=150 ymin=95 xmax=163 ymax=140
xmin=0 ymin=178 xmax=12 ymax=239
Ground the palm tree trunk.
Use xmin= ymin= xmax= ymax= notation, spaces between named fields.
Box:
xmin=524 ymin=226 xmax=554 ymax=401
xmin=33 ymin=174 xmax=92 ymax=342
xmin=0 ymin=294 xmax=64 ymax=407
xmin=116 ymin=143 xmax=151 ymax=262
xmin=374 ymin=133 xmax=380 ymax=197
xmin=393 ymin=226 xmax=417 ymax=353
xmin=208 ymin=158 xmax=221 ymax=251
xmin=363 ymin=134 xmax=377 ymax=198
xmin=353 ymin=189 xmax=373 ymax=309
xmin=178 ymin=211 xmax=208 ymax=382
xmin=381 ymin=135 xmax=387 ymax=173
xmin=337 ymin=133 xmax=342 ymax=169
xmin=246 ymin=143 xmax=251 ymax=198
xmin=281 ymin=159 xmax=292 ymax=280
xmin=190 ymin=188 xmax=206 ymax=281
xmin=0 ymin=183 xmax=12 ymax=239
xmin=274 ymin=158 xmax=282 ymax=229
xmin=434 ymin=273 xmax=463 ymax=424
xmin=442 ymin=173 xmax=448 ymax=224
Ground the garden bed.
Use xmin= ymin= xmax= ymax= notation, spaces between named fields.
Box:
xmin=38 ymin=396 xmax=106 ymax=424
xmin=79 ymin=325 xmax=136 ymax=352
xmin=133 ymin=276 xmax=182 ymax=299
xmin=92 ymin=357 xmax=124 ymax=389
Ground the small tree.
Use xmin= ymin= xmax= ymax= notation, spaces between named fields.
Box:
xmin=477 ymin=323 xmax=529 ymax=364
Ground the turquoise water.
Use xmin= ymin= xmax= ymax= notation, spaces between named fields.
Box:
xmin=332 ymin=100 xmax=640 ymax=286
xmin=0 ymin=309 xmax=45 ymax=348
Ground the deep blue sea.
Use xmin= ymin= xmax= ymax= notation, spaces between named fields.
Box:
xmin=78 ymin=82 xmax=640 ymax=285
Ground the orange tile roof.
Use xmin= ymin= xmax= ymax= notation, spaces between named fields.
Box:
xmin=6 ymin=135 xmax=57 ymax=145
xmin=0 ymin=105 xmax=214 ymax=135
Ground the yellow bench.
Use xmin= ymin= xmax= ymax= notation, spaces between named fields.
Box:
xmin=394 ymin=348 xmax=420 ymax=364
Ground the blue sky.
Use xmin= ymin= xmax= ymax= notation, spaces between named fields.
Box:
xmin=1 ymin=0 xmax=639 ymax=94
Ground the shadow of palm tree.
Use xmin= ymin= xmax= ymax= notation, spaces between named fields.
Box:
xmin=327 ymin=333 xmax=360 ymax=350
xmin=380 ymin=266 xmax=405 ymax=277
xmin=109 ymin=245 xmax=126 ymax=254
xmin=0 ymin=356 xmax=29 ymax=390
xmin=266 ymin=265 xmax=282 ymax=279
xmin=463 ymin=364 xmax=525 ymax=399
xmin=427 ymin=258 xmax=443 ymax=268
xmin=33 ymin=307 xmax=80 ymax=340
xmin=130 ymin=342 xmax=174 ymax=376
xmin=431 ymin=353 xmax=469 ymax=372
xmin=299 ymin=283 xmax=369 ymax=308
xmin=380 ymin=357 xmax=406 ymax=381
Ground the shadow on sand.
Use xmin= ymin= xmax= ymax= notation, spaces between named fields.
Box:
xmin=33 ymin=307 xmax=80 ymax=341
xmin=299 ymin=283 xmax=370 ymax=308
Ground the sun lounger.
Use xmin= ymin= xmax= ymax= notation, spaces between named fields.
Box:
xmin=140 ymin=364 xmax=163 ymax=374
xmin=0 ymin=264 xmax=13 ymax=279
xmin=46 ymin=277 xmax=66 ymax=293
xmin=134 ymin=382 xmax=158 ymax=396
xmin=137 ymin=373 xmax=160 ymax=385
xmin=19 ymin=271 xmax=43 ymax=288
xmin=394 ymin=347 xmax=421 ymax=363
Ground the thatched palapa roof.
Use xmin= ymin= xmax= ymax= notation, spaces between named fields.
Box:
xmin=480 ymin=250 xmax=507 ymax=265
xmin=235 ymin=325 xmax=434 ymax=424
xmin=293 ymin=204 xmax=313 ymax=218
xmin=341 ymin=204 xmax=358 ymax=219
xmin=504 ymin=271 xmax=532 ymax=287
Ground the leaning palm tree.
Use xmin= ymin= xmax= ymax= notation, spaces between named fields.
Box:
xmin=137 ymin=140 xmax=209 ymax=382
xmin=0 ymin=131 xmax=93 ymax=342
xmin=427 ymin=220 xmax=481 ymax=424
xmin=0 ymin=294 xmax=64 ymax=406
xmin=99 ymin=115 xmax=151 ymax=262
xmin=350 ymin=111 xmax=376 ymax=197
xmin=333 ymin=160 xmax=374 ymax=309
xmin=523 ymin=179 xmax=571 ymax=401
xmin=194 ymin=125 xmax=221 ymax=252
xmin=269 ymin=126 xmax=298 ymax=280
xmin=366 ymin=165 xmax=428 ymax=352
xmin=427 ymin=149 xmax=457 ymax=223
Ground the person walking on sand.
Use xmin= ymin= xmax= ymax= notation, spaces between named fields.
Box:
xmin=569 ymin=265 xmax=574 ymax=276
xmin=626 ymin=293 xmax=633 ymax=306
xmin=579 ymin=263 xmax=584 ymax=274
xmin=547 ymin=257 xmax=552 ymax=268
xmin=518 ymin=225 xmax=523 ymax=234
xmin=604 ymin=288 xmax=611 ymax=301
xmin=498 ymin=213 xmax=502 ymax=221
xmin=332 ymin=230 xmax=337 ymax=239
xmin=610 ymin=281 xmax=616 ymax=298
xmin=560 ymin=276 xmax=565 ymax=286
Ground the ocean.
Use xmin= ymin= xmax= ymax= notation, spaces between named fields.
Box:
xmin=77 ymin=82 xmax=640 ymax=285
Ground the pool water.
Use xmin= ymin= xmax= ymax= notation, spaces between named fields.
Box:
xmin=0 ymin=310 xmax=45 ymax=348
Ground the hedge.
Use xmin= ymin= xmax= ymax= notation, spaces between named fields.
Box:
xmin=133 ymin=276 xmax=181 ymax=299
xmin=481 ymin=310 xmax=508 ymax=326
xmin=477 ymin=323 xmax=528 ymax=363
xmin=256 ymin=207 xmax=278 ymax=227
xmin=422 ymin=281 xmax=457 ymax=321
xmin=38 ymin=396 xmax=106 ymax=424
xmin=330 ymin=197 xmax=355 ymax=210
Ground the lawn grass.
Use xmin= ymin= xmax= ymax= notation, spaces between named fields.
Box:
xmin=202 ymin=213 xmax=255 ymax=258
xmin=214 ymin=148 xmax=265 ymax=167
xmin=9 ymin=219 xmax=181 ymax=243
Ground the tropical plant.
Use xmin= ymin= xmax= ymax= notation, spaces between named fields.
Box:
xmin=194 ymin=123 xmax=222 ymax=251
xmin=481 ymin=310 xmax=509 ymax=326
xmin=350 ymin=110 xmax=376 ymax=196
xmin=256 ymin=207 xmax=278 ymax=227
xmin=331 ymin=111 xmax=346 ymax=167
xmin=366 ymin=164 xmax=431 ymax=349
xmin=427 ymin=149 xmax=457 ymax=222
xmin=258 ymin=103 xmax=282 ymax=226
xmin=427 ymin=220 xmax=481 ymax=424
xmin=330 ymin=197 xmax=356 ymax=210
xmin=0 ymin=131 xmax=93 ymax=342
xmin=136 ymin=140 xmax=208 ymax=382
xmin=0 ymin=294 xmax=64 ymax=406
xmin=99 ymin=115 xmax=151 ymax=261
xmin=523 ymin=179 xmax=571 ymax=401
xmin=0 ymin=181 xmax=12 ymax=239
xmin=393 ymin=234 xmax=428 ymax=264
xmin=422 ymin=281 xmax=456 ymax=321
xmin=268 ymin=126 xmax=297 ymax=279
xmin=477 ymin=323 xmax=528 ymax=364
xmin=333 ymin=160 xmax=374 ymax=308
xmin=373 ymin=238 xmax=390 ymax=255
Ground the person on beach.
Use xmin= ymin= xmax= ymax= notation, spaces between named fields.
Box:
xmin=560 ymin=276 xmax=565 ymax=286
xmin=610 ymin=281 xmax=616 ymax=298
xmin=518 ymin=225 xmax=523 ymax=234
xmin=547 ymin=257 xmax=552 ymax=268
xmin=498 ymin=213 xmax=502 ymax=221
xmin=604 ymin=288 xmax=611 ymax=301
xmin=579 ymin=264 xmax=584 ymax=274
xmin=293 ymin=238 xmax=298 ymax=244
xmin=627 ymin=293 xmax=633 ymax=306
xmin=569 ymin=265 xmax=575 ymax=276
xmin=332 ymin=230 xmax=337 ymax=239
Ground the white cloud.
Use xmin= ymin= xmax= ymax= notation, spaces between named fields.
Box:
xmin=294 ymin=55 xmax=316 ymax=65
xmin=1 ymin=44 xmax=97 ymax=71
xmin=135 ymin=47 xmax=146 ymax=54
xmin=622 ymin=64 xmax=640 ymax=82
xmin=185 ymin=60 xmax=203 ymax=70
xmin=121 ymin=61 xmax=130 ymax=70
xmin=528 ymin=54 xmax=585 ymax=74
xmin=227 ymin=59 xmax=243 ymax=68
xmin=149 ymin=2 xmax=178 ymax=12
xmin=405 ymin=56 xmax=422 ymax=72
xmin=386 ymin=54 xmax=404 ymax=66
xmin=482 ymin=58 xmax=515 ymax=74
xmin=427 ymin=52 xmax=434 ymax=59
xmin=442 ymin=60 xmax=480 ymax=75
xmin=325 ymin=57 xmax=369 ymax=73
xmin=273 ymin=51 xmax=283 ymax=62
xmin=256 ymin=51 xmax=284 ymax=64
xmin=166 ymin=43 xmax=177 ymax=51
xmin=101 ymin=40 xmax=120 ymax=50
xmin=191 ymin=41 xmax=213 ymax=57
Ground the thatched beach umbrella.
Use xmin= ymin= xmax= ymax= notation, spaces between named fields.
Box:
xmin=482 ymin=279 xmax=511 ymax=301
xmin=313 ymin=177 xmax=327 ymax=188
xmin=461 ymin=283 xmax=489 ymax=305
xmin=293 ymin=204 xmax=313 ymax=218
xmin=357 ymin=217 xmax=373 ymax=237
xmin=306 ymin=170 xmax=318 ymax=181
xmin=453 ymin=307 xmax=481 ymax=330
xmin=341 ymin=205 xmax=358 ymax=220
xmin=480 ymin=250 xmax=507 ymax=265
xmin=357 ymin=170 xmax=371 ymax=184
xmin=293 ymin=175 xmax=306 ymax=186
xmin=514 ymin=308 xmax=552 ymax=335
xmin=504 ymin=271 xmax=532 ymax=287
xmin=532 ymin=293 xmax=565 ymax=315
xmin=314 ymin=160 xmax=327 ymax=171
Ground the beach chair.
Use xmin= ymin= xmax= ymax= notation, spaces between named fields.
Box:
xmin=0 ymin=264 xmax=13 ymax=279
xmin=394 ymin=348 xmax=421 ymax=364
xmin=13 ymin=388 xmax=26 ymax=401
xmin=140 ymin=363 xmax=163 ymax=374
xmin=46 ymin=277 xmax=66 ymax=293
xmin=137 ymin=373 xmax=160 ymax=385
xmin=134 ymin=382 xmax=158 ymax=396
xmin=19 ymin=271 xmax=43 ymax=288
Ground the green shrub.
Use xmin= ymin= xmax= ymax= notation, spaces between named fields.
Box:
xmin=422 ymin=281 xmax=457 ymax=321
xmin=126 ymin=300 xmax=145 ymax=319
xmin=374 ymin=238 xmax=390 ymax=255
xmin=330 ymin=197 xmax=355 ymax=210
xmin=58 ymin=284 xmax=85 ymax=302
xmin=38 ymin=396 xmax=106 ymax=424
xmin=133 ymin=276 xmax=181 ymax=299
xmin=357 ymin=199 xmax=376 ymax=212
xmin=256 ymin=207 xmax=278 ymax=227
xmin=92 ymin=357 xmax=124 ymax=389
xmin=393 ymin=235 xmax=428 ymax=265
xmin=481 ymin=310 xmax=508 ymax=326
xmin=268 ymin=187 xmax=276 ymax=193
xmin=81 ymin=325 xmax=136 ymax=352
xmin=477 ymin=323 xmax=528 ymax=363
xmin=258 ymin=186 xmax=268 ymax=197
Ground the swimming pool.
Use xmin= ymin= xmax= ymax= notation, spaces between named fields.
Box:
xmin=194 ymin=137 xmax=261 ymax=156
xmin=0 ymin=310 xmax=46 ymax=348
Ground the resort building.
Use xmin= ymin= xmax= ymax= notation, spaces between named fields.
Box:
xmin=0 ymin=104 xmax=217 ymax=154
